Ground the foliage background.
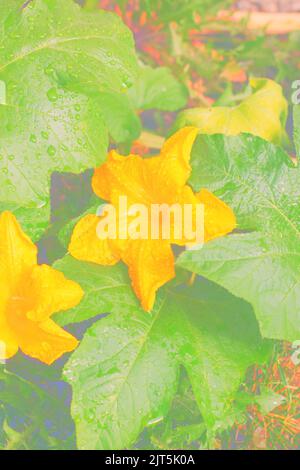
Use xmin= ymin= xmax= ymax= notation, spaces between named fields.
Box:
xmin=0 ymin=0 xmax=299 ymax=450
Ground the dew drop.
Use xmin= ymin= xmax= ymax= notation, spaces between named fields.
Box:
xmin=47 ymin=87 xmax=59 ymax=102
xmin=41 ymin=131 xmax=49 ymax=140
xmin=44 ymin=64 xmax=54 ymax=76
xmin=47 ymin=145 xmax=56 ymax=157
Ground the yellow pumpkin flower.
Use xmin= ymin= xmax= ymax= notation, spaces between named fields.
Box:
xmin=0 ymin=211 xmax=83 ymax=364
xmin=69 ymin=127 xmax=236 ymax=311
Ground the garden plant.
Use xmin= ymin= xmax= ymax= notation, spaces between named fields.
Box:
xmin=0 ymin=0 xmax=299 ymax=451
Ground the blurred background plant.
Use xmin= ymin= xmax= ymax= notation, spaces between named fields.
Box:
xmin=95 ymin=0 xmax=300 ymax=111
xmin=74 ymin=0 xmax=300 ymax=160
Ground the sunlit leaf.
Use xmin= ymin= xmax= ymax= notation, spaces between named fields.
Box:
xmin=128 ymin=65 xmax=188 ymax=111
xmin=59 ymin=262 xmax=269 ymax=449
xmin=178 ymin=133 xmax=300 ymax=341
xmin=174 ymin=78 xmax=288 ymax=144
xmin=0 ymin=0 xmax=138 ymax=239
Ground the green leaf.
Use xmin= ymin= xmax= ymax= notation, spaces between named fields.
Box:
xmin=96 ymin=92 xmax=141 ymax=144
xmin=235 ymin=386 xmax=286 ymax=416
xmin=178 ymin=133 xmax=300 ymax=342
xmin=63 ymin=293 xmax=180 ymax=450
xmin=128 ymin=65 xmax=188 ymax=112
xmin=0 ymin=0 xmax=138 ymax=239
xmin=61 ymin=266 xmax=269 ymax=449
xmin=174 ymin=280 xmax=270 ymax=438
xmin=53 ymin=256 xmax=139 ymax=325
xmin=254 ymin=386 xmax=286 ymax=415
xmin=173 ymin=78 xmax=288 ymax=145
xmin=0 ymin=201 xmax=50 ymax=242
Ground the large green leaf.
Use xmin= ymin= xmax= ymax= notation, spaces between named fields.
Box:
xmin=0 ymin=0 xmax=138 ymax=239
xmin=128 ymin=65 xmax=188 ymax=112
xmin=53 ymin=256 xmax=139 ymax=325
xmin=178 ymin=133 xmax=300 ymax=342
xmin=96 ymin=92 xmax=141 ymax=144
xmin=174 ymin=78 xmax=288 ymax=145
xmin=58 ymin=256 xmax=269 ymax=449
xmin=64 ymin=293 xmax=180 ymax=450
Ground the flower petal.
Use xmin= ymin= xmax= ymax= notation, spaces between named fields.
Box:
xmin=69 ymin=128 xmax=235 ymax=312
xmin=157 ymin=127 xmax=199 ymax=187
xmin=121 ymin=239 xmax=175 ymax=311
xmin=92 ymin=127 xmax=198 ymax=206
xmin=0 ymin=318 xmax=18 ymax=360
xmin=167 ymin=185 xmax=202 ymax=246
xmin=0 ymin=211 xmax=37 ymax=290
xmin=197 ymin=189 xmax=236 ymax=242
xmin=69 ymin=214 xmax=120 ymax=266
xmin=92 ymin=151 xmax=152 ymax=205
xmin=25 ymin=264 xmax=84 ymax=322
xmin=0 ymin=212 xmax=37 ymax=359
xmin=16 ymin=318 xmax=78 ymax=365
xmin=168 ymin=186 xmax=236 ymax=246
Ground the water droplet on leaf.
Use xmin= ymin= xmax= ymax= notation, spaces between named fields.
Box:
xmin=47 ymin=145 xmax=56 ymax=157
